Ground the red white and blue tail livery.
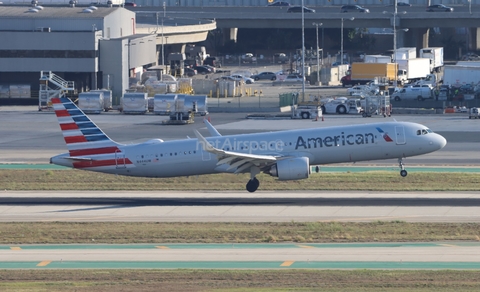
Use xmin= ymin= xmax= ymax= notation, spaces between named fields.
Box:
xmin=51 ymin=97 xmax=447 ymax=192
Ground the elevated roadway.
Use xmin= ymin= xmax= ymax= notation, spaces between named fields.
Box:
xmin=132 ymin=6 xmax=480 ymax=29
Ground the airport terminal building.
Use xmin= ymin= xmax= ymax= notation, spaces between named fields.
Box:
xmin=0 ymin=5 xmax=157 ymax=103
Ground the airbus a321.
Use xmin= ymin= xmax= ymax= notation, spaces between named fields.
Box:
xmin=50 ymin=97 xmax=447 ymax=192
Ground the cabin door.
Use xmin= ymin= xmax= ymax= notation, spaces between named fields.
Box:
xmin=395 ymin=126 xmax=406 ymax=145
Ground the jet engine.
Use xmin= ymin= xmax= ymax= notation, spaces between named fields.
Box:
xmin=269 ymin=157 xmax=310 ymax=180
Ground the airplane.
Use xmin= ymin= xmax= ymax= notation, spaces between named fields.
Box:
xmin=50 ymin=97 xmax=447 ymax=192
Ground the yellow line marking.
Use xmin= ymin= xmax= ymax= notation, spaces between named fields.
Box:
xmin=297 ymin=245 xmax=315 ymax=248
xmin=155 ymin=246 xmax=169 ymax=249
xmin=280 ymin=261 xmax=294 ymax=267
xmin=10 ymin=247 xmax=21 ymax=250
xmin=37 ymin=261 xmax=51 ymax=267
xmin=439 ymin=244 xmax=457 ymax=248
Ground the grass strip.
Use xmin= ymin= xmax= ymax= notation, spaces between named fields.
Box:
xmin=1 ymin=270 xmax=480 ymax=292
xmin=1 ymin=222 xmax=479 ymax=244
xmin=0 ymin=169 xmax=479 ymax=191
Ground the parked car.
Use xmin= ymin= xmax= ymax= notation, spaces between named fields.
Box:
xmin=287 ymin=6 xmax=315 ymax=13
xmin=268 ymin=1 xmax=290 ymax=6
xmin=194 ymin=65 xmax=213 ymax=74
xmin=215 ymin=76 xmax=236 ymax=82
xmin=251 ymin=72 xmax=277 ymax=81
xmin=184 ymin=67 xmax=197 ymax=77
xmin=389 ymin=2 xmax=412 ymax=6
xmin=273 ymin=74 xmax=304 ymax=86
xmin=341 ymin=5 xmax=370 ymax=13
xmin=230 ymin=74 xmax=255 ymax=84
xmin=124 ymin=2 xmax=137 ymax=7
xmin=426 ymin=4 xmax=453 ymax=12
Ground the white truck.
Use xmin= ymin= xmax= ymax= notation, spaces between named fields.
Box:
xmin=364 ymin=55 xmax=391 ymax=63
xmin=291 ymin=104 xmax=322 ymax=120
xmin=395 ymin=47 xmax=417 ymax=60
xmin=442 ymin=65 xmax=480 ymax=87
xmin=396 ymin=58 xmax=431 ymax=84
xmin=419 ymin=47 xmax=444 ymax=73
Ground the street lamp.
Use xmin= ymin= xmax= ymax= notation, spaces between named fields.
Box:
xmin=162 ymin=2 xmax=166 ymax=69
xmin=312 ymin=22 xmax=323 ymax=85
xmin=340 ymin=17 xmax=354 ymax=66
xmin=383 ymin=4 xmax=407 ymax=87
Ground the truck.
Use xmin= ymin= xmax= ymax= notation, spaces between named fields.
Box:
xmin=442 ymin=65 xmax=480 ymax=87
xmin=396 ymin=58 xmax=431 ymax=84
xmin=419 ymin=47 xmax=444 ymax=73
xmin=395 ymin=47 xmax=417 ymax=61
xmin=341 ymin=63 xmax=397 ymax=87
xmin=364 ymin=55 xmax=391 ymax=63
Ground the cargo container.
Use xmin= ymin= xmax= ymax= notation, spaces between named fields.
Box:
xmin=341 ymin=63 xmax=397 ymax=87
xmin=153 ymin=94 xmax=177 ymax=115
xmin=90 ymin=89 xmax=112 ymax=112
xmin=122 ymin=93 xmax=148 ymax=114
xmin=78 ymin=92 xmax=104 ymax=114
xmin=182 ymin=95 xmax=208 ymax=116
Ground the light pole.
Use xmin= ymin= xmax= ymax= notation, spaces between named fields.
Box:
xmin=161 ymin=2 xmax=166 ymax=70
xmin=312 ymin=22 xmax=323 ymax=85
xmin=300 ymin=0 xmax=305 ymax=102
xmin=340 ymin=17 xmax=354 ymax=66
xmin=383 ymin=3 xmax=407 ymax=87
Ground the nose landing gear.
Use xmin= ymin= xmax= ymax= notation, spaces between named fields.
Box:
xmin=398 ymin=158 xmax=408 ymax=177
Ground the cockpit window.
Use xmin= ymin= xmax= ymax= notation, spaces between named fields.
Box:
xmin=417 ymin=128 xmax=431 ymax=135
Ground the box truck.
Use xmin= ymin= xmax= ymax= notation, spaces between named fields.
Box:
xmin=419 ymin=47 xmax=444 ymax=72
xmin=396 ymin=58 xmax=431 ymax=83
xmin=341 ymin=63 xmax=397 ymax=87
xmin=395 ymin=47 xmax=417 ymax=61
xmin=364 ymin=55 xmax=391 ymax=63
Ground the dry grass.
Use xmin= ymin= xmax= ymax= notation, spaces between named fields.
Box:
xmin=1 ymin=169 xmax=480 ymax=191
xmin=1 ymin=222 xmax=480 ymax=244
xmin=1 ymin=270 xmax=480 ymax=292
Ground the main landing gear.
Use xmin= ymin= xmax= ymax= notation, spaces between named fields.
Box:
xmin=398 ymin=158 xmax=408 ymax=177
xmin=246 ymin=166 xmax=261 ymax=193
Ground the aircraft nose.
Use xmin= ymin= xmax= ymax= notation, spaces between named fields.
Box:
xmin=431 ymin=134 xmax=447 ymax=150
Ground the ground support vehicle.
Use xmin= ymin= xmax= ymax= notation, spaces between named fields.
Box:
xmin=469 ymin=107 xmax=480 ymax=119
xmin=361 ymin=95 xmax=392 ymax=117
xmin=321 ymin=97 xmax=362 ymax=114
xmin=291 ymin=103 xmax=322 ymax=120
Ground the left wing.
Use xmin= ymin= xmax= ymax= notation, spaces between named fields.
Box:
xmin=194 ymin=129 xmax=283 ymax=173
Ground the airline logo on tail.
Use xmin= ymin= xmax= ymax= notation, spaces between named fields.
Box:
xmin=376 ymin=127 xmax=393 ymax=142
xmin=51 ymin=97 xmax=132 ymax=169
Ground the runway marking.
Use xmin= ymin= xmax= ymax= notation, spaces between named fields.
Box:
xmin=280 ymin=261 xmax=294 ymax=267
xmin=37 ymin=261 xmax=51 ymax=267
xmin=297 ymin=245 xmax=315 ymax=248
xmin=10 ymin=246 xmax=21 ymax=250
xmin=439 ymin=244 xmax=458 ymax=248
xmin=156 ymin=246 xmax=170 ymax=249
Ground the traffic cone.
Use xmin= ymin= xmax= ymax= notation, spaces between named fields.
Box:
xmin=208 ymin=116 xmax=211 ymax=122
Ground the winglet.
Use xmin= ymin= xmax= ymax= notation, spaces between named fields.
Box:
xmin=204 ymin=119 xmax=222 ymax=136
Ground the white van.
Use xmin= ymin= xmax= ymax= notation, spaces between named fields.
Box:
xmin=391 ymin=86 xmax=433 ymax=101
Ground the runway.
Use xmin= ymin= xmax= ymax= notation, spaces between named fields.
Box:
xmin=1 ymin=243 xmax=480 ymax=269
xmin=1 ymin=191 xmax=480 ymax=222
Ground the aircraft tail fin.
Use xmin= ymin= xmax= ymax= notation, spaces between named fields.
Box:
xmin=51 ymin=97 xmax=122 ymax=156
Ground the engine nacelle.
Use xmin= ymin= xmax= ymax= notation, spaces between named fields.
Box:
xmin=269 ymin=157 xmax=310 ymax=180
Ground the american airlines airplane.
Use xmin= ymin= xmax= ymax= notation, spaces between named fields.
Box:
xmin=50 ymin=97 xmax=447 ymax=192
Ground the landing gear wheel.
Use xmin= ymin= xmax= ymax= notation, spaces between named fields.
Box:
xmin=398 ymin=158 xmax=407 ymax=177
xmin=246 ymin=177 xmax=260 ymax=193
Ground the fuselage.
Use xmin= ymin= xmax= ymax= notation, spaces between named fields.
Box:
xmin=51 ymin=121 xmax=447 ymax=177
